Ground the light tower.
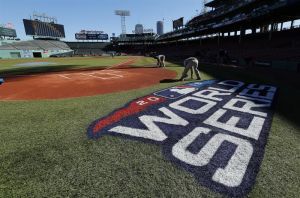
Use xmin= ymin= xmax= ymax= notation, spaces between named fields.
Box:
xmin=115 ymin=10 xmax=130 ymax=35
xmin=202 ymin=0 xmax=208 ymax=14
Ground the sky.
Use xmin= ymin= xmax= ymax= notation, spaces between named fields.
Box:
xmin=0 ymin=0 xmax=205 ymax=41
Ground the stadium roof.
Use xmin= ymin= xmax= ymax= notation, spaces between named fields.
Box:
xmin=205 ymin=0 xmax=228 ymax=7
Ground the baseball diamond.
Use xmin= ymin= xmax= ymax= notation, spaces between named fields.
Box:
xmin=0 ymin=54 xmax=299 ymax=198
xmin=0 ymin=59 xmax=176 ymax=100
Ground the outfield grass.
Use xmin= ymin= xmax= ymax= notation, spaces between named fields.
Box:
xmin=0 ymin=57 xmax=299 ymax=197
xmin=0 ymin=56 xmax=131 ymax=76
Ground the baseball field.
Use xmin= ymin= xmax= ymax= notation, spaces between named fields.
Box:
xmin=0 ymin=56 xmax=299 ymax=197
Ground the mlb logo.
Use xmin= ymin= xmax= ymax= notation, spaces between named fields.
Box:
xmin=89 ymin=80 xmax=278 ymax=197
xmin=154 ymin=85 xmax=198 ymax=99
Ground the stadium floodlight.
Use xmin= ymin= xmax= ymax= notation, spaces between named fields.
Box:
xmin=202 ymin=0 xmax=208 ymax=14
xmin=115 ymin=10 xmax=130 ymax=35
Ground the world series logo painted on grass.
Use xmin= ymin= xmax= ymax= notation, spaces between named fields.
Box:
xmin=87 ymin=80 xmax=277 ymax=197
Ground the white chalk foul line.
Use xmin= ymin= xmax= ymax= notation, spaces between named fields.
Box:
xmin=57 ymin=74 xmax=71 ymax=79
xmin=56 ymin=69 xmax=125 ymax=80
xmin=104 ymin=59 xmax=134 ymax=70
xmin=92 ymin=72 xmax=124 ymax=78
xmin=79 ymin=73 xmax=108 ymax=80
xmin=80 ymin=73 xmax=123 ymax=79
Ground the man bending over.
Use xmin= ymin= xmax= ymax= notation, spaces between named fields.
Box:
xmin=179 ymin=57 xmax=201 ymax=81
xmin=153 ymin=54 xmax=166 ymax=68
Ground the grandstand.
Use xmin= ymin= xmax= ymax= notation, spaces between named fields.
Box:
xmin=0 ymin=39 xmax=73 ymax=58
xmin=66 ymin=33 xmax=157 ymax=56
xmin=117 ymin=33 xmax=157 ymax=43
xmin=107 ymin=33 xmax=158 ymax=55
xmin=112 ymin=0 xmax=300 ymax=71
xmin=65 ymin=42 xmax=109 ymax=56
xmin=0 ymin=40 xmax=70 ymax=50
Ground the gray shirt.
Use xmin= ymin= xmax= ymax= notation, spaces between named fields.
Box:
xmin=184 ymin=57 xmax=198 ymax=66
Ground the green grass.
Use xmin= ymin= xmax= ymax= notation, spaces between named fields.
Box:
xmin=0 ymin=56 xmax=131 ymax=76
xmin=0 ymin=57 xmax=299 ymax=197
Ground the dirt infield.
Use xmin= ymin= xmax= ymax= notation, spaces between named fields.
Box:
xmin=0 ymin=61 xmax=177 ymax=100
